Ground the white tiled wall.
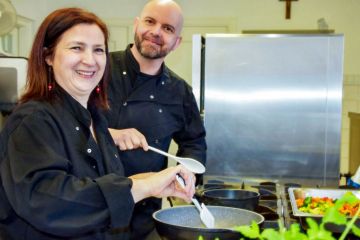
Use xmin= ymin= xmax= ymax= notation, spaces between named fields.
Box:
xmin=341 ymin=74 xmax=360 ymax=175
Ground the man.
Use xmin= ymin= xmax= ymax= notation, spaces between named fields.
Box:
xmin=105 ymin=0 xmax=206 ymax=238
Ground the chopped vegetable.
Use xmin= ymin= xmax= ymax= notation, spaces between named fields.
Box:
xmin=296 ymin=193 xmax=360 ymax=217
xmin=234 ymin=191 xmax=360 ymax=240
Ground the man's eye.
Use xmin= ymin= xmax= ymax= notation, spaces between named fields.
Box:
xmin=163 ymin=26 xmax=174 ymax=34
xmin=144 ymin=19 xmax=154 ymax=25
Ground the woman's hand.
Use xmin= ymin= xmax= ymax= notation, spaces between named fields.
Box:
xmin=108 ymin=128 xmax=148 ymax=151
xmin=130 ymin=165 xmax=195 ymax=203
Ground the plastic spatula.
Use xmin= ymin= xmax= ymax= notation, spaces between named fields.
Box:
xmin=175 ymin=174 xmax=215 ymax=228
xmin=148 ymin=146 xmax=205 ymax=174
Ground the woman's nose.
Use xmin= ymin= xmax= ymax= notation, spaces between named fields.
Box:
xmin=82 ymin=50 xmax=96 ymax=65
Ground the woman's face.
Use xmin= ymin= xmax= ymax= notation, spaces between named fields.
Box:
xmin=46 ymin=23 xmax=106 ymax=106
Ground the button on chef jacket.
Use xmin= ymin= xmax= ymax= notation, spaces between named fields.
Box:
xmin=0 ymin=87 xmax=134 ymax=240
xmin=105 ymin=45 xmax=207 ymax=239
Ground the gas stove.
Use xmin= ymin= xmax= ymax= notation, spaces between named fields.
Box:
xmin=200 ymin=176 xmax=303 ymax=230
xmin=206 ymin=177 xmax=360 ymax=240
xmin=163 ymin=176 xmax=360 ymax=239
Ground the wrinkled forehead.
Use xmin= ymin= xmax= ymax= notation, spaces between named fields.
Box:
xmin=140 ymin=1 xmax=183 ymax=34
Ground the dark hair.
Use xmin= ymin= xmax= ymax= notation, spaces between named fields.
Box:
xmin=20 ymin=8 xmax=110 ymax=109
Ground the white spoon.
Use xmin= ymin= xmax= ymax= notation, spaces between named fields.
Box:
xmin=148 ymin=146 xmax=205 ymax=174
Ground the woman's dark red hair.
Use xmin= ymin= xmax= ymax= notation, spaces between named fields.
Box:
xmin=20 ymin=8 xmax=110 ymax=110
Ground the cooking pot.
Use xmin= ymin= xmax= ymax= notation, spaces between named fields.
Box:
xmin=153 ymin=205 xmax=264 ymax=240
xmin=201 ymin=189 xmax=260 ymax=211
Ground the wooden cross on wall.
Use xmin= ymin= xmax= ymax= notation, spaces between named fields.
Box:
xmin=280 ymin=0 xmax=298 ymax=19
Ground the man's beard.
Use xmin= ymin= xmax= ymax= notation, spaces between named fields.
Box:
xmin=134 ymin=34 xmax=170 ymax=59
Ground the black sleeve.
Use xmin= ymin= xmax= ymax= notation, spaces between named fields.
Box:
xmin=0 ymin=111 xmax=134 ymax=237
xmin=173 ymin=85 xmax=207 ymax=184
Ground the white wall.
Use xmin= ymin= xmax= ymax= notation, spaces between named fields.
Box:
xmin=11 ymin=0 xmax=360 ymax=74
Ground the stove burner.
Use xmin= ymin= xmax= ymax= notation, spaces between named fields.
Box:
xmin=256 ymin=204 xmax=279 ymax=220
xmin=252 ymin=182 xmax=278 ymax=200
xmin=250 ymin=186 xmax=277 ymax=200
xmin=201 ymin=178 xmax=308 ymax=231
xmin=260 ymin=181 xmax=276 ymax=186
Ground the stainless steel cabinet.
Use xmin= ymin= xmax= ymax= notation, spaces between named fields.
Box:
xmin=193 ymin=34 xmax=344 ymax=186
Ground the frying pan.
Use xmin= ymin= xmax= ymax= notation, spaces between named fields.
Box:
xmin=201 ymin=189 xmax=260 ymax=211
xmin=153 ymin=205 xmax=264 ymax=240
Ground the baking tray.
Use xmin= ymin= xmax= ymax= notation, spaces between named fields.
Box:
xmin=288 ymin=187 xmax=360 ymax=234
xmin=288 ymin=187 xmax=360 ymax=217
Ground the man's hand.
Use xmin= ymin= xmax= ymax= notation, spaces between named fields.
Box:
xmin=109 ymin=128 xmax=148 ymax=151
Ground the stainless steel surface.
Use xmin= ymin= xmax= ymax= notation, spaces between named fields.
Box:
xmin=0 ymin=57 xmax=27 ymax=130
xmin=0 ymin=57 xmax=27 ymax=104
xmin=192 ymin=34 xmax=344 ymax=187
xmin=192 ymin=34 xmax=202 ymax=111
xmin=288 ymin=187 xmax=360 ymax=217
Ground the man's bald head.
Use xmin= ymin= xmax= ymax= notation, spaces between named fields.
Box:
xmin=140 ymin=0 xmax=183 ymax=35
xmin=132 ymin=0 xmax=184 ymax=60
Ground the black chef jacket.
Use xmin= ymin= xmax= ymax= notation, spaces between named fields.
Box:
xmin=0 ymin=88 xmax=134 ymax=240
xmin=105 ymin=45 xmax=207 ymax=239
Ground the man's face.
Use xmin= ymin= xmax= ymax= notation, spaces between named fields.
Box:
xmin=134 ymin=2 xmax=183 ymax=59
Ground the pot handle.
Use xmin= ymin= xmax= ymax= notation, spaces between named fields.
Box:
xmin=175 ymin=175 xmax=202 ymax=211
xmin=166 ymin=197 xmax=174 ymax=207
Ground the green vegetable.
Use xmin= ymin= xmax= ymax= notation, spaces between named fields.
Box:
xmin=197 ymin=193 xmax=360 ymax=240
xmin=304 ymin=196 xmax=312 ymax=206
xmin=233 ymin=192 xmax=360 ymax=240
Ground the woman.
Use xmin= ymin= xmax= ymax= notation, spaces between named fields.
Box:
xmin=0 ymin=8 xmax=195 ymax=240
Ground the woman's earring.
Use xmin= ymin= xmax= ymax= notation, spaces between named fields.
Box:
xmin=96 ymin=84 xmax=100 ymax=94
xmin=48 ymin=67 xmax=53 ymax=91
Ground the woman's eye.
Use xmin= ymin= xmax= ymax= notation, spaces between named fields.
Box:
xmin=95 ymin=48 xmax=105 ymax=54
xmin=70 ymin=46 xmax=81 ymax=51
